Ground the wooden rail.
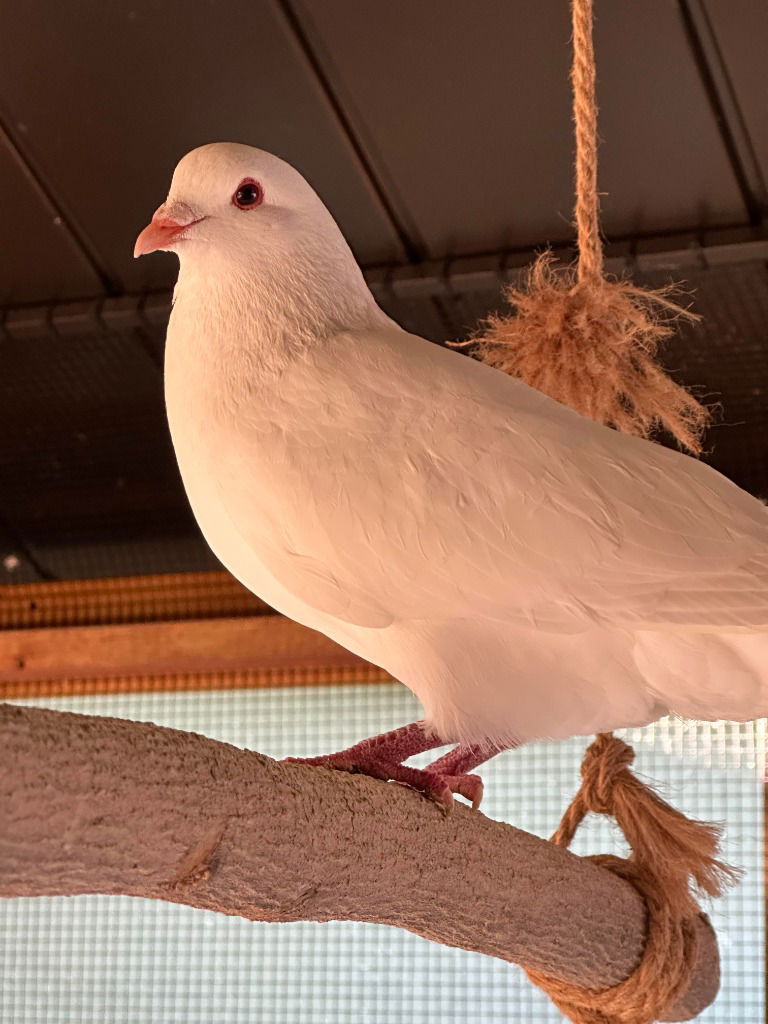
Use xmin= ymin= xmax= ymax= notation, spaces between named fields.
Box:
xmin=0 ymin=572 xmax=390 ymax=697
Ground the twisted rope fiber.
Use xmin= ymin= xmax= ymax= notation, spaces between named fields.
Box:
xmin=526 ymin=734 xmax=739 ymax=1023
xmin=520 ymin=9 xmax=734 ymax=1015
xmin=451 ymin=0 xmax=729 ymax=1016
xmin=571 ymin=0 xmax=601 ymax=282
xmin=457 ymin=0 xmax=711 ymax=452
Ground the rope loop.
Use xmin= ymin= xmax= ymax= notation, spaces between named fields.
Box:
xmin=526 ymin=854 xmax=705 ymax=1024
xmin=525 ymin=730 xmax=738 ymax=1022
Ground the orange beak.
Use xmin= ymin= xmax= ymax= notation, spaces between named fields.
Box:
xmin=133 ymin=214 xmax=201 ymax=258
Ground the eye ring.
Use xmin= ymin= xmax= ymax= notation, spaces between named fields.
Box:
xmin=232 ymin=178 xmax=264 ymax=210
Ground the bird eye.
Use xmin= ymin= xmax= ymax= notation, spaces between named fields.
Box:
xmin=232 ymin=178 xmax=264 ymax=210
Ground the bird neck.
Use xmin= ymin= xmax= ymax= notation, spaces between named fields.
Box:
xmin=171 ymin=231 xmax=389 ymax=377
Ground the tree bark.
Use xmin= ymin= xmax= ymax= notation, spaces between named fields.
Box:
xmin=0 ymin=703 xmax=719 ymax=1020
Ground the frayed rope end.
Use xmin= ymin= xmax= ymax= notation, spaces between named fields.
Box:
xmin=452 ymin=252 xmax=711 ymax=455
xmin=553 ymin=734 xmax=742 ymax=919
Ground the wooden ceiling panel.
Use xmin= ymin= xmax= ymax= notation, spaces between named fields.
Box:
xmin=297 ymin=0 xmax=749 ymax=255
xmin=0 ymin=0 xmax=406 ymax=300
xmin=0 ymin=140 xmax=102 ymax=304
xmin=703 ymin=0 xmax=768 ymax=200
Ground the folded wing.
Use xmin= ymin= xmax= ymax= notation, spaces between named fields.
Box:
xmin=217 ymin=324 xmax=768 ymax=634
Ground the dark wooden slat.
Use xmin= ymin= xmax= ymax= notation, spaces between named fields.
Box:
xmin=0 ymin=615 xmax=376 ymax=684
xmin=0 ymin=0 xmax=405 ymax=298
xmin=0 ymin=125 xmax=103 ymax=304
xmin=678 ymin=0 xmax=767 ymax=223
xmin=0 ymin=571 xmax=268 ymax=629
xmin=299 ymin=0 xmax=748 ymax=254
xmin=702 ymin=0 xmax=768 ymax=209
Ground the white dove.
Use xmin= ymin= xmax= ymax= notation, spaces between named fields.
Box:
xmin=135 ymin=142 xmax=768 ymax=808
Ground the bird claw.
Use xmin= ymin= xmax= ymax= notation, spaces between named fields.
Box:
xmin=283 ymin=753 xmax=484 ymax=810
xmin=420 ymin=772 xmax=484 ymax=812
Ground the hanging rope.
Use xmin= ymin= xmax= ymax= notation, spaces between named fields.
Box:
xmin=526 ymin=734 xmax=740 ymax=1024
xmin=571 ymin=0 xmax=601 ymax=283
xmin=453 ymin=0 xmax=738 ymax=1017
xmin=454 ymin=0 xmax=711 ymax=453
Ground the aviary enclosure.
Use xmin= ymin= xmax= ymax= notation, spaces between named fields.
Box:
xmin=1 ymin=1 xmax=766 ymax=1021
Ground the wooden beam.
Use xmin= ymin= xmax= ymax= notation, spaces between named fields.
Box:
xmin=0 ymin=570 xmax=267 ymax=629
xmin=0 ymin=572 xmax=392 ymax=697
xmin=0 ymin=615 xmax=385 ymax=687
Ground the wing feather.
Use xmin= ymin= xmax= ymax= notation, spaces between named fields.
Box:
xmin=217 ymin=325 xmax=768 ymax=632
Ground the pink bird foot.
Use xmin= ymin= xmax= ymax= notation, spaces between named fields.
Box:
xmin=284 ymin=723 xmax=504 ymax=810
xmin=286 ymin=751 xmax=483 ymax=810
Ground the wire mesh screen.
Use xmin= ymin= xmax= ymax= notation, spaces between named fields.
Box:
xmin=1 ymin=257 xmax=766 ymax=586
xmin=2 ymin=684 xmax=764 ymax=1023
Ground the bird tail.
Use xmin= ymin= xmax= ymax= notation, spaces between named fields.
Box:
xmin=634 ymin=628 xmax=768 ymax=722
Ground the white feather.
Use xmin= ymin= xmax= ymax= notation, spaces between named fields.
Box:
xmin=156 ymin=143 xmax=767 ymax=747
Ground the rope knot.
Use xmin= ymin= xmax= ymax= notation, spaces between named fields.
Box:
xmin=530 ymin=727 xmax=739 ymax=1024
xmin=579 ymin=732 xmax=635 ymax=816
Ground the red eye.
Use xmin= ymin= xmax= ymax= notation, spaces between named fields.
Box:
xmin=232 ymin=178 xmax=264 ymax=210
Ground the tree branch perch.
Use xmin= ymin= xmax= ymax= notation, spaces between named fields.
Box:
xmin=0 ymin=704 xmax=719 ymax=1020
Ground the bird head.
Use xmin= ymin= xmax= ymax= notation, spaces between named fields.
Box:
xmin=134 ymin=142 xmax=349 ymax=266
xmin=134 ymin=142 xmax=387 ymax=348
